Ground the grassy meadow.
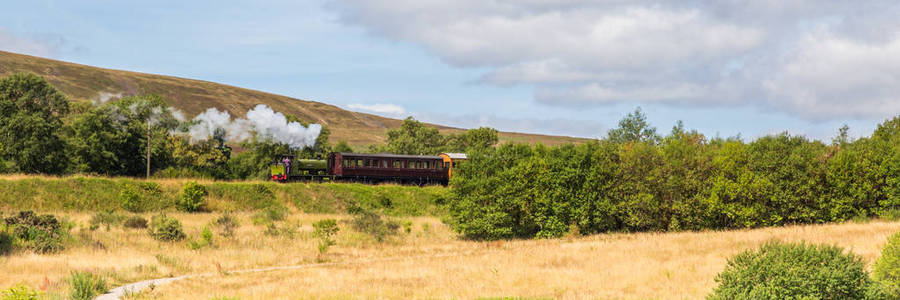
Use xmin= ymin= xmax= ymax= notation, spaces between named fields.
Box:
xmin=2 ymin=175 xmax=899 ymax=299
xmin=1 ymin=211 xmax=897 ymax=299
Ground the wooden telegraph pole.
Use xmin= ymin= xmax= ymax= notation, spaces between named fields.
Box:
xmin=146 ymin=120 xmax=151 ymax=179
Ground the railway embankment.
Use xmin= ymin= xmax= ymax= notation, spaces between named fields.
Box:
xmin=0 ymin=175 xmax=449 ymax=216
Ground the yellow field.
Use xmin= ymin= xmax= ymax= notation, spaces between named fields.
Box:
xmin=2 ymin=210 xmax=898 ymax=299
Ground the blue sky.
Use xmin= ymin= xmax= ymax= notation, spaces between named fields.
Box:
xmin=3 ymin=0 xmax=899 ymax=141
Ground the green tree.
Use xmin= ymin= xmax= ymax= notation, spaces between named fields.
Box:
xmin=108 ymin=95 xmax=181 ymax=177
xmin=385 ymin=117 xmax=445 ymax=155
xmin=606 ymin=107 xmax=659 ymax=144
xmin=446 ymin=127 xmax=499 ymax=152
xmin=166 ymin=135 xmax=230 ymax=178
xmin=67 ymin=105 xmax=143 ymax=175
xmin=332 ymin=140 xmax=354 ymax=153
xmin=0 ymin=73 xmax=70 ymax=174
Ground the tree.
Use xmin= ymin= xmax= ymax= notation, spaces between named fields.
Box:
xmin=606 ymin=107 xmax=659 ymax=144
xmin=333 ymin=140 xmax=354 ymax=153
xmin=447 ymin=127 xmax=499 ymax=152
xmin=67 ymin=105 xmax=142 ymax=175
xmin=166 ymin=135 xmax=230 ymax=178
xmin=109 ymin=95 xmax=181 ymax=177
xmin=385 ymin=117 xmax=445 ymax=155
xmin=0 ymin=73 xmax=70 ymax=174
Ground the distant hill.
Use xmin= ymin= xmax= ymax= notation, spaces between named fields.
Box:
xmin=0 ymin=51 xmax=588 ymax=146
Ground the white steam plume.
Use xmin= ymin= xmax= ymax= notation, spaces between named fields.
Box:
xmin=188 ymin=104 xmax=322 ymax=149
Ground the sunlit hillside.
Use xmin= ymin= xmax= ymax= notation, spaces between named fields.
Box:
xmin=0 ymin=50 xmax=588 ymax=146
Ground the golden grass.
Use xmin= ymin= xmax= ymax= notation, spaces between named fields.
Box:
xmin=138 ymin=220 xmax=900 ymax=300
xmin=3 ymin=209 xmax=897 ymax=299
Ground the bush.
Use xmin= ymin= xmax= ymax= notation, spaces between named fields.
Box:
xmin=3 ymin=210 xmax=68 ymax=254
xmin=875 ymin=232 xmax=900 ymax=296
xmin=251 ymin=204 xmax=288 ymax=225
xmin=263 ymin=223 xmax=297 ymax=239
xmin=119 ymin=186 xmax=142 ymax=213
xmin=709 ymin=241 xmax=875 ymax=300
xmin=189 ymin=226 xmax=214 ymax=250
xmin=213 ymin=212 xmax=239 ymax=238
xmin=148 ymin=215 xmax=185 ymax=242
xmin=0 ymin=283 xmax=44 ymax=300
xmin=89 ymin=210 xmax=123 ymax=231
xmin=349 ymin=210 xmax=399 ymax=242
xmin=177 ymin=182 xmax=207 ymax=212
xmin=123 ymin=216 xmax=148 ymax=229
xmin=313 ymin=219 xmax=339 ymax=254
xmin=68 ymin=271 xmax=107 ymax=300
xmin=0 ymin=231 xmax=13 ymax=256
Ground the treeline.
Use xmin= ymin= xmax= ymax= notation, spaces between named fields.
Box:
xmin=448 ymin=108 xmax=900 ymax=240
xmin=0 ymin=73 xmax=330 ymax=179
xmin=0 ymin=73 xmax=499 ymax=179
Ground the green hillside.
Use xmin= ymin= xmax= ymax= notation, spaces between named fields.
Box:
xmin=0 ymin=50 xmax=588 ymax=146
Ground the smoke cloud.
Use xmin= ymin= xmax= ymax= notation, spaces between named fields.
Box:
xmin=92 ymin=91 xmax=123 ymax=104
xmin=188 ymin=104 xmax=322 ymax=149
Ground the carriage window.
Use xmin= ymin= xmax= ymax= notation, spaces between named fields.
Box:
xmin=382 ymin=160 xmax=388 ymax=168
xmin=393 ymin=160 xmax=401 ymax=168
xmin=424 ymin=162 xmax=430 ymax=169
xmin=371 ymin=159 xmax=378 ymax=168
xmin=364 ymin=160 xmax=370 ymax=167
xmin=357 ymin=159 xmax=363 ymax=167
xmin=343 ymin=159 xmax=351 ymax=167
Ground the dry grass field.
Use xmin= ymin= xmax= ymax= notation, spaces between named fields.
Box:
xmin=2 ymin=210 xmax=898 ymax=299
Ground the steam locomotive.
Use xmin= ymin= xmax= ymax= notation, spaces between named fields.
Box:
xmin=269 ymin=152 xmax=467 ymax=185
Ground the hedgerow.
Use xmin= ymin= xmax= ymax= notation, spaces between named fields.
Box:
xmin=449 ymin=114 xmax=900 ymax=240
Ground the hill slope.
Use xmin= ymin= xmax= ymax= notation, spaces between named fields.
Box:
xmin=0 ymin=51 xmax=588 ymax=146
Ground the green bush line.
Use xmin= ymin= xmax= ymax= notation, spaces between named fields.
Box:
xmin=449 ymin=116 xmax=900 ymax=240
xmin=0 ymin=177 xmax=449 ymax=216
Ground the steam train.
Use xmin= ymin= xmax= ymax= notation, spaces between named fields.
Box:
xmin=269 ymin=152 xmax=467 ymax=185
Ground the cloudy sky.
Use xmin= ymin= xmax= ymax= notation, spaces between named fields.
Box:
xmin=3 ymin=1 xmax=900 ymax=140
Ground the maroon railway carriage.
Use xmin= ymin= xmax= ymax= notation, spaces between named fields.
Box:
xmin=326 ymin=152 xmax=448 ymax=185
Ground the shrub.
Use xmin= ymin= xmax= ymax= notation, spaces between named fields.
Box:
xmin=709 ymin=241 xmax=875 ymax=300
xmin=263 ymin=223 xmax=297 ymax=239
xmin=312 ymin=219 xmax=339 ymax=254
xmin=0 ymin=283 xmax=44 ymax=300
xmin=68 ymin=271 xmax=107 ymax=300
xmin=89 ymin=210 xmax=123 ymax=231
xmin=349 ymin=210 xmax=399 ymax=242
xmin=251 ymin=204 xmax=288 ymax=225
xmin=123 ymin=216 xmax=148 ymax=229
xmin=189 ymin=226 xmax=214 ymax=250
xmin=119 ymin=186 xmax=142 ymax=213
xmin=213 ymin=212 xmax=240 ymax=238
xmin=148 ymin=215 xmax=185 ymax=242
xmin=177 ymin=182 xmax=207 ymax=212
xmin=875 ymin=232 xmax=900 ymax=295
xmin=0 ymin=231 xmax=13 ymax=256
xmin=4 ymin=210 xmax=67 ymax=254
xmin=881 ymin=210 xmax=900 ymax=222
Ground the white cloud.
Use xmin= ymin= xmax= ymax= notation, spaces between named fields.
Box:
xmin=331 ymin=0 xmax=900 ymax=120
xmin=0 ymin=28 xmax=56 ymax=58
xmin=347 ymin=103 xmax=406 ymax=116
